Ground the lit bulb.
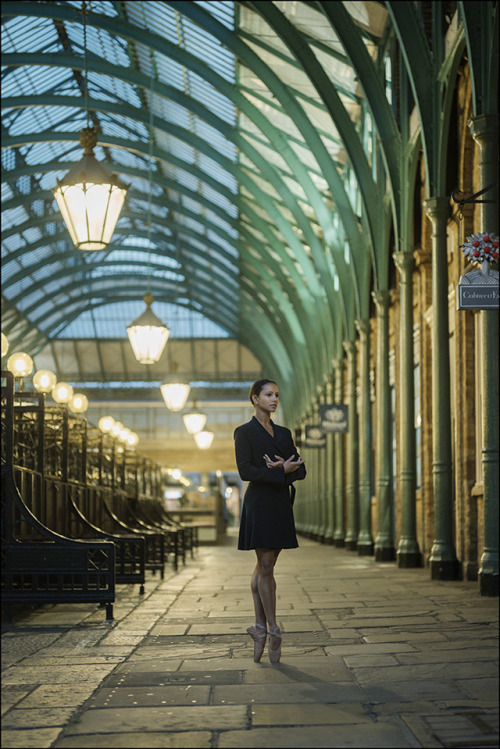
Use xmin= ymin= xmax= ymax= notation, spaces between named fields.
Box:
xmin=98 ymin=415 xmax=115 ymax=433
xmin=69 ymin=393 xmax=89 ymax=414
xmin=51 ymin=381 xmax=74 ymax=404
xmin=7 ymin=352 xmax=33 ymax=378
xmin=33 ymin=370 xmax=57 ymax=393
xmin=1 ymin=332 xmax=9 ymax=358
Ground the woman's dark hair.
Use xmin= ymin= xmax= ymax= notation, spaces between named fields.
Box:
xmin=249 ymin=378 xmax=278 ymax=403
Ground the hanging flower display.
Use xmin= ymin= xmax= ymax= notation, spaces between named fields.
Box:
xmin=460 ymin=231 xmax=499 ymax=265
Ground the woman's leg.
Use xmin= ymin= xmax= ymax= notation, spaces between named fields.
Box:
xmin=255 ymin=548 xmax=281 ymax=644
xmin=250 ymin=564 xmax=266 ymax=629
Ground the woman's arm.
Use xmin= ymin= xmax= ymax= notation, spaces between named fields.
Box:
xmin=234 ymin=427 xmax=286 ymax=485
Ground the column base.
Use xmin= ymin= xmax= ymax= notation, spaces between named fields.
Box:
xmin=430 ymin=559 xmax=461 ymax=580
xmin=375 ymin=546 xmax=396 ymax=562
xmin=357 ymin=543 xmax=374 ymax=556
xmin=479 ymin=572 xmax=499 ymax=597
xmin=397 ymin=551 xmax=422 ymax=568
xmin=334 ymin=538 xmax=345 ymax=548
xmin=344 ymin=540 xmax=358 ymax=551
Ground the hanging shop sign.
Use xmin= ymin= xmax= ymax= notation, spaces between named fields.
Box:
xmin=319 ymin=404 xmax=349 ymax=433
xmin=304 ymin=425 xmax=326 ymax=448
xmin=457 ymin=231 xmax=499 ymax=310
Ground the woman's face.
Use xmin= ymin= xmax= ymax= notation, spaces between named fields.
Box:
xmin=254 ymin=382 xmax=279 ymax=413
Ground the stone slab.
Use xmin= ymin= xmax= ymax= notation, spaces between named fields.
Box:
xmin=218 ymin=723 xmax=420 ymax=748
xmin=54 ymin=731 xmax=212 ymax=748
xmin=1 ymin=727 xmax=63 ymax=748
xmin=62 ymin=705 xmax=248 ymax=734
xmin=89 ymin=685 xmax=211 ymax=707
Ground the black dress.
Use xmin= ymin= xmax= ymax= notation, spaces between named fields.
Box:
xmin=234 ymin=416 xmax=307 ymax=550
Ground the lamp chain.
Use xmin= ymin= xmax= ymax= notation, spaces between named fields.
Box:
xmin=146 ymin=53 xmax=157 ymax=296
xmin=82 ymin=1 xmax=90 ymax=129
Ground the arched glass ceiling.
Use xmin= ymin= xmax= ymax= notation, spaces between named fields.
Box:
xmin=1 ymin=0 xmax=391 ymax=408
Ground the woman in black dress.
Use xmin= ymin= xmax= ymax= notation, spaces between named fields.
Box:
xmin=234 ymin=379 xmax=306 ymax=663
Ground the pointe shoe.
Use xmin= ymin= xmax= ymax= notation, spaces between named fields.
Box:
xmin=268 ymin=626 xmax=282 ymax=663
xmin=246 ymin=623 xmax=267 ymax=662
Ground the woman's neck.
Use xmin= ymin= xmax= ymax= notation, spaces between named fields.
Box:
xmin=254 ymin=409 xmax=273 ymax=433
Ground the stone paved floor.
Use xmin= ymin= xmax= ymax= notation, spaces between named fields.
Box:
xmin=1 ymin=531 xmax=498 ymax=748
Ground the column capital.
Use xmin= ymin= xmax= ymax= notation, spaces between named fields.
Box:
xmin=355 ymin=318 xmax=370 ymax=337
xmin=393 ymin=251 xmax=414 ymax=275
xmin=468 ymin=114 xmax=499 ymax=146
xmin=372 ymin=289 xmax=390 ymax=311
xmin=343 ymin=339 xmax=356 ymax=355
xmin=423 ymin=196 xmax=450 ymax=222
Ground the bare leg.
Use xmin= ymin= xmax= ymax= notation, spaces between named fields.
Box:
xmin=250 ymin=565 xmax=266 ymax=629
xmin=255 ymin=548 xmax=281 ymax=651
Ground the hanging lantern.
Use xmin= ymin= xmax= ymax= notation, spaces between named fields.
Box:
xmin=127 ymin=293 xmax=170 ymax=364
xmin=33 ymin=369 xmax=57 ymax=393
xmin=161 ymin=382 xmax=191 ymax=411
xmin=160 ymin=361 xmax=190 ymax=411
xmin=182 ymin=401 xmax=207 ymax=435
xmin=194 ymin=430 xmax=214 ymax=450
xmin=52 ymin=127 xmax=128 ymax=250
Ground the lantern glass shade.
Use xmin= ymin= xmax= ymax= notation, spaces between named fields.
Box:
xmin=52 ymin=128 xmax=128 ymax=251
xmin=182 ymin=408 xmax=207 ymax=435
xmin=33 ymin=369 xmax=57 ymax=393
xmin=69 ymin=393 xmax=89 ymax=414
xmin=111 ymin=421 xmax=123 ymax=438
xmin=127 ymin=431 xmax=139 ymax=447
xmin=194 ymin=430 xmax=214 ymax=450
xmin=161 ymin=382 xmax=191 ymax=411
xmin=7 ymin=352 xmax=33 ymax=378
xmin=1 ymin=332 xmax=8 ymax=358
xmin=98 ymin=415 xmax=115 ymax=433
xmin=127 ymin=295 xmax=170 ymax=364
xmin=51 ymin=381 xmax=74 ymax=404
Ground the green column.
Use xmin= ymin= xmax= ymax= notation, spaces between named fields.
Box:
xmin=333 ymin=359 xmax=345 ymax=547
xmin=356 ymin=319 xmax=374 ymax=555
xmin=312 ymin=388 xmax=324 ymax=541
xmin=423 ymin=197 xmax=460 ymax=580
xmin=469 ymin=114 xmax=499 ymax=597
xmin=393 ymin=251 xmax=421 ymax=567
xmin=344 ymin=340 xmax=359 ymax=550
xmin=372 ymin=290 xmax=395 ymax=561
xmin=324 ymin=375 xmax=334 ymax=543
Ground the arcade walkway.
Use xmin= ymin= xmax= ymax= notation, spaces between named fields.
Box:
xmin=2 ymin=532 xmax=498 ymax=749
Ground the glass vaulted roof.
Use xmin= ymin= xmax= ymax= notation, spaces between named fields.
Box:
xmin=2 ymin=1 xmax=390 ymax=396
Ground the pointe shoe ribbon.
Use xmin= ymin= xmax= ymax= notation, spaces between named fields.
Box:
xmin=246 ymin=624 xmax=267 ymax=662
xmin=268 ymin=626 xmax=282 ymax=663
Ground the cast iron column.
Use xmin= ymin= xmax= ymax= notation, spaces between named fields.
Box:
xmin=333 ymin=358 xmax=345 ymax=546
xmin=393 ymin=251 xmax=421 ymax=567
xmin=423 ymin=196 xmax=460 ymax=580
xmin=356 ymin=319 xmax=374 ymax=555
xmin=324 ymin=376 xmax=334 ymax=543
xmin=469 ymin=114 xmax=499 ymax=597
xmin=373 ymin=290 xmax=395 ymax=561
xmin=343 ymin=340 xmax=359 ymax=550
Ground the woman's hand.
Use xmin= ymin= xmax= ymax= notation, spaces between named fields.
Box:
xmin=264 ymin=453 xmax=304 ymax=473
xmin=263 ymin=453 xmax=284 ymax=469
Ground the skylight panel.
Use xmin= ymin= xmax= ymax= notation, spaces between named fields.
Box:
xmin=187 ymin=70 xmax=236 ymax=123
xmin=64 ymin=20 xmax=130 ymax=69
xmin=1 ymin=206 xmax=30 ymax=231
xmin=1 ymin=16 xmax=59 ymax=54
xmin=2 ymin=65 xmax=71 ymax=97
xmin=197 ymin=1 xmax=235 ymax=31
